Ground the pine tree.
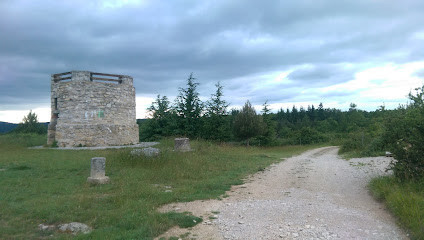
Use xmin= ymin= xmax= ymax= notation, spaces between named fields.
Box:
xmin=142 ymin=95 xmax=176 ymax=138
xmin=205 ymin=82 xmax=229 ymax=116
xmin=257 ymin=101 xmax=276 ymax=145
xmin=317 ymin=102 xmax=325 ymax=121
xmin=175 ymin=73 xmax=203 ymax=137
xmin=203 ymin=82 xmax=231 ymax=141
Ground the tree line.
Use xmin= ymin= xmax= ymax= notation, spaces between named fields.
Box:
xmin=140 ymin=73 xmax=424 ymax=181
xmin=140 ymin=73 xmax=383 ymax=146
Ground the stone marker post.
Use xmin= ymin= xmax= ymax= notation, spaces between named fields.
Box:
xmin=87 ymin=157 xmax=110 ymax=184
xmin=174 ymin=138 xmax=191 ymax=152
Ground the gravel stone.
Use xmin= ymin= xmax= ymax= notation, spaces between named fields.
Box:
xmin=156 ymin=147 xmax=409 ymax=240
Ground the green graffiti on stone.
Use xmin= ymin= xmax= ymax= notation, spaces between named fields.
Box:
xmin=98 ymin=109 xmax=104 ymax=118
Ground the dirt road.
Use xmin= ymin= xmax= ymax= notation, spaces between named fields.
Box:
xmin=157 ymin=146 xmax=408 ymax=240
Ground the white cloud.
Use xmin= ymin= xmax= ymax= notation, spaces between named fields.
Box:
xmin=0 ymin=108 xmax=51 ymax=123
xmin=319 ymin=61 xmax=424 ymax=104
xmin=136 ymin=95 xmax=155 ymax=119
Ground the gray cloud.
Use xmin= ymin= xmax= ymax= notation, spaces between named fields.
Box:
xmin=1 ymin=0 xmax=423 ymax=113
xmin=287 ymin=64 xmax=357 ymax=88
xmin=320 ymin=90 xmax=357 ymax=98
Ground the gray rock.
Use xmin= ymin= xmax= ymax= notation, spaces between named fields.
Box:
xmin=142 ymin=147 xmax=160 ymax=157
xmin=130 ymin=149 xmax=143 ymax=156
xmin=58 ymin=222 xmax=92 ymax=235
xmin=38 ymin=223 xmax=56 ymax=231
xmin=174 ymin=138 xmax=191 ymax=152
xmin=131 ymin=147 xmax=160 ymax=157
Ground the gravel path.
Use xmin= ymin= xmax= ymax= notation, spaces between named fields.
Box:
xmin=157 ymin=146 xmax=408 ymax=240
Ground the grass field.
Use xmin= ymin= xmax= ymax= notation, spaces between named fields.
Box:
xmin=369 ymin=176 xmax=424 ymax=240
xmin=0 ymin=133 xmax=320 ymax=239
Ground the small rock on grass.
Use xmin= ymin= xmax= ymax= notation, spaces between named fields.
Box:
xmin=38 ymin=224 xmax=56 ymax=231
xmin=58 ymin=222 xmax=92 ymax=235
xmin=130 ymin=147 xmax=160 ymax=157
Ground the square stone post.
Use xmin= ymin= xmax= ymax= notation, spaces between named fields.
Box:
xmin=87 ymin=157 xmax=110 ymax=184
xmin=174 ymin=138 xmax=191 ymax=152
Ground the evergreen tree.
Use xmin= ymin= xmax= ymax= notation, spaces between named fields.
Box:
xmin=299 ymin=106 xmax=306 ymax=122
xmin=291 ymin=106 xmax=298 ymax=124
xmin=233 ymin=101 xmax=263 ymax=146
xmin=317 ymin=102 xmax=325 ymax=121
xmin=261 ymin=100 xmax=271 ymax=115
xmin=175 ymin=73 xmax=203 ymax=137
xmin=140 ymin=95 xmax=176 ymax=139
xmin=257 ymin=101 xmax=277 ymax=145
xmin=203 ymin=82 xmax=231 ymax=141
xmin=307 ymin=105 xmax=317 ymax=123
xmin=205 ymin=82 xmax=228 ymax=116
xmin=148 ymin=95 xmax=172 ymax=120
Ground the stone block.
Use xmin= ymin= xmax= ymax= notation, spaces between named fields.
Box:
xmin=87 ymin=157 xmax=109 ymax=184
xmin=131 ymin=147 xmax=160 ymax=157
xmin=174 ymin=138 xmax=191 ymax=152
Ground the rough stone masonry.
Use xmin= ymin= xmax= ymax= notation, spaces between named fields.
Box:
xmin=47 ymin=71 xmax=139 ymax=147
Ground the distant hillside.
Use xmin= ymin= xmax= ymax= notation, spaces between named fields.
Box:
xmin=0 ymin=122 xmax=49 ymax=134
xmin=0 ymin=120 xmax=146 ymax=134
xmin=0 ymin=122 xmax=18 ymax=133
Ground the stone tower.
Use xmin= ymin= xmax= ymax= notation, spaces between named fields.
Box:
xmin=47 ymin=71 xmax=139 ymax=147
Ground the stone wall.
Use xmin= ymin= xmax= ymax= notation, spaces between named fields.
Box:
xmin=47 ymin=71 xmax=139 ymax=147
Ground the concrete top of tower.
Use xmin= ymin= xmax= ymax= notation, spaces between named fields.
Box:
xmin=51 ymin=70 xmax=133 ymax=84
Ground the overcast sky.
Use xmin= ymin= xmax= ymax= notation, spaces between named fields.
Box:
xmin=1 ymin=0 xmax=424 ymax=123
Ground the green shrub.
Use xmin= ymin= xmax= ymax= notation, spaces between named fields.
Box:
xmin=383 ymin=86 xmax=424 ymax=181
xmin=288 ymin=127 xmax=328 ymax=145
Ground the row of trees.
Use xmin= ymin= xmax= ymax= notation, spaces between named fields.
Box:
xmin=140 ymin=73 xmax=374 ymax=145
xmin=141 ymin=73 xmax=423 ymax=181
xmin=141 ymin=73 xmax=385 ymax=145
xmin=140 ymin=73 xmax=271 ymax=145
xmin=141 ymin=73 xmax=230 ymax=141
